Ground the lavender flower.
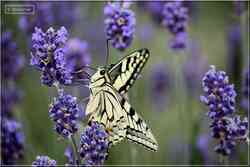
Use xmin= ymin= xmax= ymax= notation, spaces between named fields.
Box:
xmin=49 ymin=91 xmax=80 ymax=138
xmin=233 ymin=0 xmax=246 ymax=16
xmin=1 ymin=31 xmax=24 ymax=80
xmin=196 ymin=134 xmax=210 ymax=164
xmin=137 ymin=24 xmax=154 ymax=42
xmin=1 ymin=118 xmax=25 ymax=165
xmin=169 ymin=32 xmax=188 ymax=50
xmin=30 ymin=27 xmax=73 ymax=86
xmin=210 ymin=116 xmax=248 ymax=155
xmin=64 ymin=146 xmax=74 ymax=165
xmin=162 ymin=1 xmax=189 ymax=50
xmin=32 ymin=155 xmax=57 ymax=167
xmin=53 ymin=2 xmax=80 ymax=29
xmin=227 ymin=25 xmax=242 ymax=85
xmin=1 ymin=85 xmax=22 ymax=116
xmin=1 ymin=30 xmax=25 ymax=165
xmin=150 ymin=63 xmax=171 ymax=111
xmin=138 ymin=1 xmax=165 ymax=24
xmin=201 ymin=65 xmax=249 ymax=156
xmin=19 ymin=2 xmax=54 ymax=34
xmin=200 ymin=66 xmax=236 ymax=119
xmin=19 ymin=2 xmax=79 ymax=34
xmin=79 ymin=122 xmax=109 ymax=166
xmin=64 ymin=38 xmax=91 ymax=72
xmin=183 ymin=42 xmax=208 ymax=94
xmin=241 ymin=66 xmax=249 ymax=111
xmin=104 ymin=2 xmax=136 ymax=51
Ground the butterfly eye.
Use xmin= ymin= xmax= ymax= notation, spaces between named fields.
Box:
xmin=100 ymin=70 xmax=105 ymax=75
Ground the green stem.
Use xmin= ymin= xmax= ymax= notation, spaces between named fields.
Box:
xmin=71 ymin=135 xmax=80 ymax=166
xmin=219 ymin=154 xmax=229 ymax=165
xmin=173 ymin=53 xmax=189 ymax=163
xmin=130 ymin=145 xmax=137 ymax=165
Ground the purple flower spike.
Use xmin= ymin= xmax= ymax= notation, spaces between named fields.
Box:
xmin=233 ymin=0 xmax=246 ymax=16
xmin=19 ymin=3 xmax=54 ymax=34
xmin=64 ymin=146 xmax=74 ymax=165
xmin=200 ymin=65 xmax=236 ymax=119
xmin=49 ymin=91 xmax=80 ymax=138
xmin=30 ymin=27 xmax=73 ymax=86
xmin=1 ymin=118 xmax=25 ymax=165
xmin=104 ymin=2 xmax=136 ymax=51
xmin=19 ymin=2 xmax=80 ymax=34
xmin=150 ymin=63 xmax=171 ymax=111
xmin=169 ymin=32 xmax=188 ymax=50
xmin=1 ymin=85 xmax=22 ymax=116
xmin=1 ymin=31 xmax=24 ymax=80
xmin=32 ymin=155 xmax=57 ymax=167
xmin=182 ymin=41 xmax=208 ymax=94
xmin=64 ymin=38 xmax=91 ymax=71
xmin=79 ymin=122 xmax=109 ymax=166
xmin=162 ymin=1 xmax=189 ymax=50
xmin=210 ymin=116 xmax=248 ymax=155
xmin=201 ymin=65 xmax=249 ymax=156
xmin=241 ymin=66 xmax=249 ymax=111
xmin=139 ymin=1 xmax=165 ymax=24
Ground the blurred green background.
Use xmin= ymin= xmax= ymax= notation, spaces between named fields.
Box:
xmin=1 ymin=1 xmax=249 ymax=165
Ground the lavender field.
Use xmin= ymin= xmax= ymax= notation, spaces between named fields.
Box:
xmin=1 ymin=1 xmax=249 ymax=166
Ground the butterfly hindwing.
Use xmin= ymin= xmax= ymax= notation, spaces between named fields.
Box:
xmin=86 ymin=85 xmax=158 ymax=151
xmin=119 ymin=96 xmax=158 ymax=151
xmin=109 ymin=49 xmax=149 ymax=95
xmin=87 ymin=87 xmax=127 ymax=146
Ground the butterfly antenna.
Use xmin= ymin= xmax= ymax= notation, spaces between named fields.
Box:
xmin=105 ymin=39 xmax=110 ymax=68
xmin=78 ymin=66 xmax=97 ymax=71
xmin=71 ymin=69 xmax=91 ymax=79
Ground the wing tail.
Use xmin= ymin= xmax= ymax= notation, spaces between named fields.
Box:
xmin=120 ymin=97 xmax=158 ymax=151
xmin=126 ymin=128 xmax=158 ymax=151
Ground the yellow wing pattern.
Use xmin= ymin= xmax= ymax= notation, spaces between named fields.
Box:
xmin=86 ymin=48 xmax=158 ymax=151
xmin=120 ymin=98 xmax=158 ymax=151
xmin=86 ymin=84 xmax=158 ymax=151
xmin=109 ymin=49 xmax=149 ymax=95
xmin=86 ymin=86 xmax=127 ymax=146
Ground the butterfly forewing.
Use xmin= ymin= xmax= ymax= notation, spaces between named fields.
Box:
xmin=109 ymin=49 xmax=150 ymax=95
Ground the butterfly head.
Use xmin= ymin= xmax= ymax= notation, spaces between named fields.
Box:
xmin=90 ymin=67 xmax=111 ymax=88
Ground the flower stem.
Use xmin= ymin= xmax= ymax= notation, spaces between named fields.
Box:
xmin=173 ymin=53 xmax=189 ymax=163
xmin=219 ymin=154 xmax=229 ymax=165
xmin=130 ymin=143 xmax=137 ymax=164
xmin=71 ymin=135 xmax=80 ymax=166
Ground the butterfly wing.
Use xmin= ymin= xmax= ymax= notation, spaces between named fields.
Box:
xmin=86 ymin=87 xmax=127 ymax=146
xmin=118 ymin=96 xmax=158 ymax=151
xmin=108 ymin=48 xmax=150 ymax=95
xmin=86 ymin=84 xmax=158 ymax=151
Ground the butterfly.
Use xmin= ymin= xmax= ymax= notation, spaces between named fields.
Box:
xmin=85 ymin=48 xmax=158 ymax=151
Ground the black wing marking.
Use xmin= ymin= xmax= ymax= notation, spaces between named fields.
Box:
xmin=108 ymin=48 xmax=150 ymax=95
xmin=86 ymin=82 xmax=158 ymax=151
xmin=109 ymin=85 xmax=158 ymax=151
xmin=86 ymin=88 xmax=127 ymax=146
xmin=121 ymin=98 xmax=158 ymax=151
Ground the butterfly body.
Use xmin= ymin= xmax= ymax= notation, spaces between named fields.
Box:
xmin=86 ymin=49 xmax=158 ymax=151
